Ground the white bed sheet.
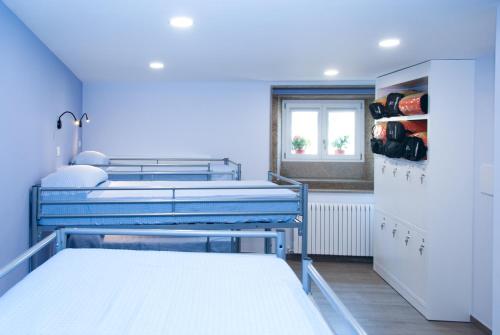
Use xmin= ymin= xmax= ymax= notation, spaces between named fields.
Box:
xmin=0 ymin=249 xmax=332 ymax=335
xmin=88 ymin=180 xmax=297 ymax=200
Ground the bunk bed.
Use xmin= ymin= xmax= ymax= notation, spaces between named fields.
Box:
xmin=72 ymin=153 xmax=242 ymax=181
xmin=0 ymin=228 xmax=366 ymax=335
xmin=31 ymin=171 xmax=308 ymax=260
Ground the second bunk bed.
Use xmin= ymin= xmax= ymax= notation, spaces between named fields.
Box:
xmin=72 ymin=151 xmax=242 ymax=181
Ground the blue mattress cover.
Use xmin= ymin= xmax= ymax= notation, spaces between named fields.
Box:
xmin=39 ymin=180 xmax=300 ymax=226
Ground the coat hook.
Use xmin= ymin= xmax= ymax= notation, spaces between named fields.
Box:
xmin=406 ymin=170 xmax=411 ymax=181
xmin=393 ymin=168 xmax=397 ymax=177
xmin=420 ymin=174 xmax=426 ymax=184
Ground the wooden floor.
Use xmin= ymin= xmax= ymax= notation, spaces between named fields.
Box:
xmin=288 ymin=261 xmax=486 ymax=335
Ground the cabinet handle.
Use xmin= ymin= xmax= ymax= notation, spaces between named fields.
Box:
xmin=380 ymin=222 xmax=385 ymax=230
xmin=419 ymin=244 xmax=425 ymax=255
xmin=392 ymin=228 xmax=397 ymax=238
xmin=405 ymin=235 xmax=411 ymax=246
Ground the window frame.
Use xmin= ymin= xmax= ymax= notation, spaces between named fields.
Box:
xmin=281 ymin=100 xmax=365 ymax=163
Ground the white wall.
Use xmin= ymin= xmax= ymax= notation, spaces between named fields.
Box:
xmin=471 ymin=53 xmax=495 ymax=329
xmin=493 ymin=6 xmax=500 ymax=335
xmin=83 ymin=81 xmax=272 ymax=179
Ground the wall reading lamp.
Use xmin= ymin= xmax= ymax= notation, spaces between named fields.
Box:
xmin=79 ymin=113 xmax=90 ymax=127
xmin=57 ymin=111 xmax=90 ymax=129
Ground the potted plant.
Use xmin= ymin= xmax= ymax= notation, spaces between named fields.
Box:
xmin=332 ymin=135 xmax=349 ymax=155
xmin=292 ymin=135 xmax=308 ymax=154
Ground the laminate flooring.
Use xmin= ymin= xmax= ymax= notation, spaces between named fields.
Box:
xmin=288 ymin=261 xmax=486 ymax=335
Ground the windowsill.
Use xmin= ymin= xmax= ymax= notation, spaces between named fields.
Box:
xmin=310 ymin=188 xmax=374 ymax=194
xmin=282 ymin=159 xmax=365 ymax=163
xmin=291 ymin=177 xmax=374 ymax=192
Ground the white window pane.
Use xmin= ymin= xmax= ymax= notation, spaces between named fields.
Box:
xmin=328 ymin=110 xmax=356 ymax=156
xmin=290 ymin=110 xmax=318 ymax=155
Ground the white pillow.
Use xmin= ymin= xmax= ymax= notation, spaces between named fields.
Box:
xmin=74 ymin=151 xmax=110 ymax=165
xmin=42 ymin=165 xmax=108 ymax=188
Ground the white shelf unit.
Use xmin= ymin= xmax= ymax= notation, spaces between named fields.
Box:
xmin=373 ymin=60 xmax=474 ymax=321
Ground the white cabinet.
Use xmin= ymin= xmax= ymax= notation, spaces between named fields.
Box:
xmin=373 ymin=60 xmax=474 ymax=321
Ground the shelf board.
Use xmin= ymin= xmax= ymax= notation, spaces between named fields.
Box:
xmin=374 ymin=115 xmax=428 ymax=123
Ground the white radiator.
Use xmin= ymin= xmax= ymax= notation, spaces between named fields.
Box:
xmin=293 ymin=203 xmax=374 ymax=256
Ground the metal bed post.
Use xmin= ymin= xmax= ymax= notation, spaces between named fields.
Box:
xmin=302 ymin=257 xmax=312 ymax=294
xmin=301 ymin=183 xmax=308 ymax=261
xmin=264 ymin=171 xmax=274 ymax=254
xmin=236 ymin=163 xmax=242 ymax=180
xmin=29 ymin=186 xmax=41 ymax=270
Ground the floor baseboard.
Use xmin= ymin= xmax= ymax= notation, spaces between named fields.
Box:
xmin=470 ymin=316 xmax=492 ymax=335
xmin=286 ymin=253 xmax=373 ymax=263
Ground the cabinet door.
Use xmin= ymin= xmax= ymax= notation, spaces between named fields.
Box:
xmin=393 ymin=218 xmax=428 ymax=313
xmin=373 ymin=211 xmax=388 ymax=269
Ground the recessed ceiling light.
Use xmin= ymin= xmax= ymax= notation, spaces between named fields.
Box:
xmin=379 ymin=38 xmax=400 ymax=48
xmin=169 ymin=16 xmax=193 ymax=28
xmin=324 ymin=69 xmax=339 ymax=76
xmin=149 ymin=62 xmax=164 ymax=70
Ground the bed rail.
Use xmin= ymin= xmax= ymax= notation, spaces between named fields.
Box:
xmin=303 ymin=258 xmax=367 ymax=335
xmin=73 ymin=157 xmax=242 ymax=181
xmin=0 ymin=232 xmax=56 ymax=280
xmin=54 ymin=228 xmax=286 ymax=259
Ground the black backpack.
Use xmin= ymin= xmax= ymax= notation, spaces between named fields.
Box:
xmin=402 ymin=137 xmax=427 ymax=161
xmin=369 ymin=102 xmax=386 ymax=119
xmin=386 ymin=121 xmax=406 ymax=142
xmin=371 ymin=138 xmax=385 ymax=155
xmin=384 ymin=140 xmax=404 ymax=158
xmin=386 ymin=93 xmax=405 ymax=117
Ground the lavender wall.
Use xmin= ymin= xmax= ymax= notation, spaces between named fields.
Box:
xmin=82 ymin=81 xmax=271 ymax=179
xmin=0 ymin=2 xmax=82 ymax=294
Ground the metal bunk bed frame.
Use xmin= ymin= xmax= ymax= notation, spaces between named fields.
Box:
xmin=30 ymin=172 xmax=308 ymax=261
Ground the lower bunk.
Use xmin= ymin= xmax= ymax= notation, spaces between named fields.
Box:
xmin=0 ymin=229 xmax=366 ymax=335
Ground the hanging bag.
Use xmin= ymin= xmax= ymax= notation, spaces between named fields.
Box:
xmin=402 ymin=136 xmax=427 ymax=161
xmin=384 ymin=140 xmax=404 ymax=158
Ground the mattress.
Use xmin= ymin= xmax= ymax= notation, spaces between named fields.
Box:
xmin=39 ymin=180 xmax=299 ymax=226
xmin=106 ymin=164 xmax=236 ymax=181
xmin=0 ymin=249 xmax=333 ymax=335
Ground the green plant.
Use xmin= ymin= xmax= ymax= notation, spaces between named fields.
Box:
xmin=332 ymin=135 xmax=349 ymax=150
xmin=291 ymin=135 xmax=308 ymax=150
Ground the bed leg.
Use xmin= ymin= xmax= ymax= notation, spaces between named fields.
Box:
xmin=29 ymin=186 xmax=39 ymax=271
xmin=301 ymin=184 xmax=309 ymax=280
xmin=302 ymin=257 xmax=312 ymax=294
xmin=264 ymin=228 xmax=272 ymax=254
xmin=276 ymin=230 xmax=286 ymax=260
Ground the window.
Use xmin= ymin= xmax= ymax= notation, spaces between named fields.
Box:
xmin=282 ymin=100 xmax=365 ymax=162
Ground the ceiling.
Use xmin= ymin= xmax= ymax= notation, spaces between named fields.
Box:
xmin=3 ymin=0 xmax=498 ymax=82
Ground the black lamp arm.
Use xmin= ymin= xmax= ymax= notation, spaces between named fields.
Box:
xmin=57 ymin=111 xmax=78 ymax=129
xmin=79 ymin=113 xmax=90 ymax=127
